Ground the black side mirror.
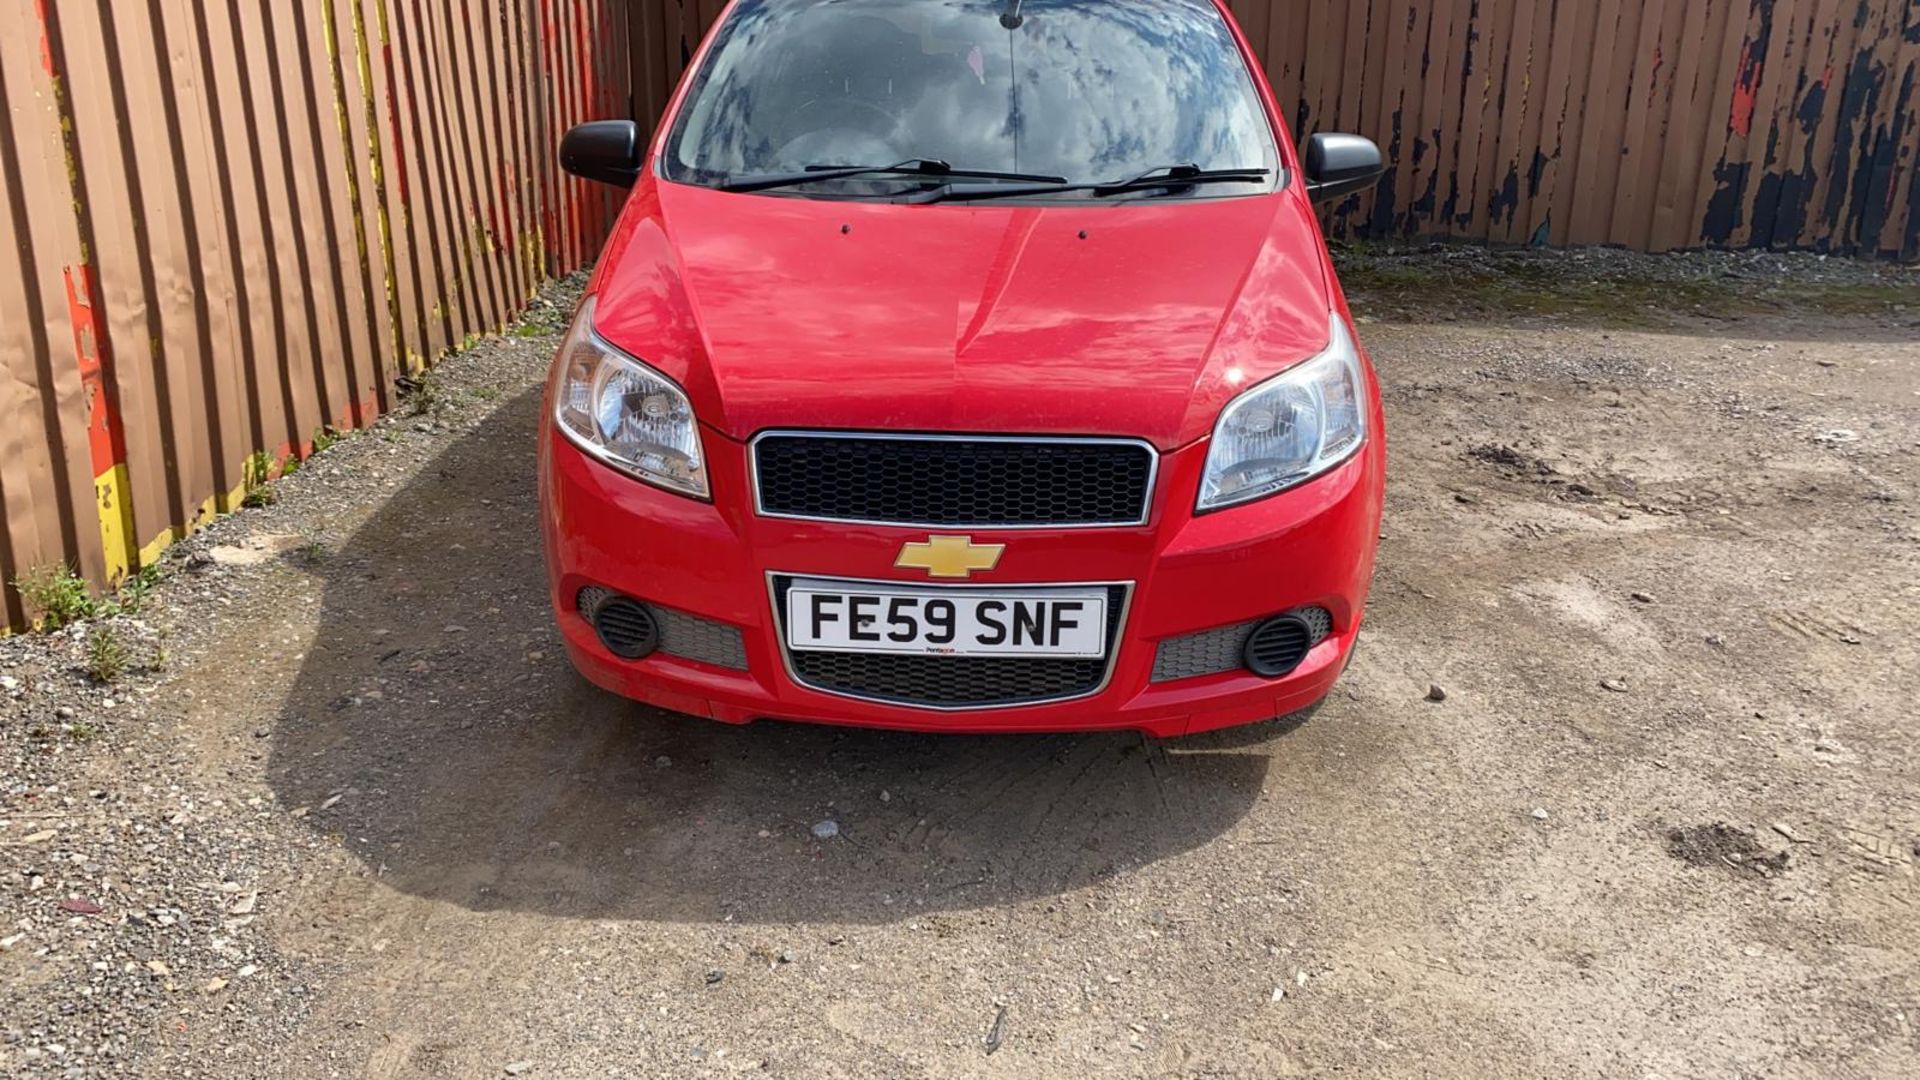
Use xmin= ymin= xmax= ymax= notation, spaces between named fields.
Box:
xmin=560 ymin=120 xmax=640 ymax=187
xmin=1303 ymin=133 xmax=1386 ymax=206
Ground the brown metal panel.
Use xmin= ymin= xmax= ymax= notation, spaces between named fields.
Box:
xmin=271 ymin=0 xmax=365 ymax=440
xmin=1403 ymin=0 xmax=1456 ymax=236
xmin=403 ymin=0 xmax=480 ymax=333
xmin=1609 ymin=0 xmax=1671 ymax=248
xmin=1531 ymin=0 xmax=1588 ymax=246
xmin=1366 ymin=0 xmax=1420 ymax=238
xmin=188 ymin=0 xmax=287 ymax=466
xmin=1881 ymin=22 xmax=1920 ymax=258
xmin=0 ymin=1 xmax=103 ymax=618
xmin=477 ymin=0 xmax=525 ymax=308
xmin=50 ymin=2 xmax=176 ymax=564
xmin=1653 ymin=0 xmax=1733 ymax=251
xmin=231 ymin=0 xmax=335 ymax=465
xmin=1822 ymin=0 xmax=1907 ymax=253
xmin=1705 ymin=0 xmax=1784 ymax=250
xmin=320 ymin=0 xmax=399 ymax=426
xmin=1484 ymin=0 xmax=1535 ymax=243
xmin=447 ymin=0 xmax=510 ymax=327
xmin=347 ymin=0 xmax=417 ymax=387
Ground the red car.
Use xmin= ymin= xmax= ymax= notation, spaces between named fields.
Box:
xmin=541 ymin=0 xmax=1388 ymax=737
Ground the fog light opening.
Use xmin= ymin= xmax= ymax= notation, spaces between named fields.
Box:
xmin=585 ymin=591 xmax=659 ymax=660
xmin=1243 ymin=613 xmax=1315 ymax=678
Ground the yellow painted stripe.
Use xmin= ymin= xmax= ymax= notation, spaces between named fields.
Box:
xmin=93 ymin=463 xmax=134 ymax=584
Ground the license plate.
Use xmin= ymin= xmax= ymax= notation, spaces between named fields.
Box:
xmin=784 ymin=579 xmax=1108 ymax=658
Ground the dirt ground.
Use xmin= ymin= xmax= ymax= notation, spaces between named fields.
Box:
xmin=5 ymin=254 xmax=1918 ymax=1078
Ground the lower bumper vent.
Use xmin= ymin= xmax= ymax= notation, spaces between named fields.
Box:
xmin=1151 ymin=607 xmax=1333 ymax=682
xmin=576 ymin=587 xmax=747 ymax=670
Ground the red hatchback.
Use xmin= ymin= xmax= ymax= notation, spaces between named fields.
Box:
xmin=541 ymin=0 xmax=1388 ymax=737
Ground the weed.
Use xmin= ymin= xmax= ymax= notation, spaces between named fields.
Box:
xmin=474 ymin=386 xmax=501 ymax=401
xmin=401 ymin=369 xmax=446 ymax=416
xmin=311 ymin=425 xmax=347 ymax=453
xmin=511 ymin=321 xmax=547 ymax=338
xmin=116 ymin=564 xmax=163 ymax=613
xmin=241 ymin=451 xmax=279 ymax=507
xmin=67 ymin=722 xmax=99 ymax=743
xmin=85 ymin=626 xmax=129 ymax=682
xmin=281 ymin=454 xmax=302 ymax=477
xmin=13 ymin=566 xmax=101 ymax=629
xmin=243 ymin=450 xmax=275 ymax=486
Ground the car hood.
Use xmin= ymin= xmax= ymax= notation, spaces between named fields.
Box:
xmin=590 ymin=178 xmax=1334 ymax=451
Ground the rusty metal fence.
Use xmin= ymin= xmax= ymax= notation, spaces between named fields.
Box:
xmin=1 ymin=0 xmax=629 ymax=627
xmin=1245 ymin=0 xmax=1920 ymax=257
xmin=634 ymin=0 xmax=1920 ymax=256
xmin=4 ymin=0 xmax=1918 ymax=626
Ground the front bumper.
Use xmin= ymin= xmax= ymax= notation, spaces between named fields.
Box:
xmin=539 ymin=424 xmax=1383 ymax=738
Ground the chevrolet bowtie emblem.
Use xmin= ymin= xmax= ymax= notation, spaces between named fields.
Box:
xmin=895 ymin=535 xmax=1005 ymax=579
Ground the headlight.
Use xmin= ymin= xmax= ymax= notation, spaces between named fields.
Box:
xmin=1197 ymin=313 xmax=1367 ymax=512
xmin=551 ymin=295 xmax=709 ymax=498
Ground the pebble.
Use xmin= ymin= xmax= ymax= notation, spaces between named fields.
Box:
xmin=1599 ymin=677 xmax=1629 ymax=693
xmin=654 ymin=755 xmax=672 ymax=769
xmin=1530 ymin=807 xmax=1550 ymax=820
xmin=704 ymin=969 xmax=725 ymax=985
xmin=1426 ymin=683 xmax=1447 ymax=702
xmin=1629 ymin=591 xmax=1654 ymax=603
xmin=504 ymin=1062 xmax=534 ymax=1076
xmin=811 ymin=820 xmax=840 ymax=840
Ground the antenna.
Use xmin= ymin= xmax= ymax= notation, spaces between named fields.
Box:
xmin=999 ymin=0 xmax=1023 ymax=30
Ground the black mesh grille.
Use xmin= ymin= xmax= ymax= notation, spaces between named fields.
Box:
xmin=1153 ymin=606 xmax=1333 ymax=682
xmin=772 ymin=578 xmax=1127 ymax=708
xmin=754 ymin=434 xmax=1153 ymax=526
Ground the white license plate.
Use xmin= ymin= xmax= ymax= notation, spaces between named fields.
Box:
xmin=785 ymin=579 xmax=1109 ymax=658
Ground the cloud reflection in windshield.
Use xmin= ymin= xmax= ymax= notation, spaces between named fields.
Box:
xmin=665 ymin=0 xmax=1276 ymax=192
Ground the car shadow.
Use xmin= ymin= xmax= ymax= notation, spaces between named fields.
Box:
xmin=266 ymin=387 xmax=1290 ymax=924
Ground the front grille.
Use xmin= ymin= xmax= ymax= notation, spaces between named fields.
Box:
xmin=1152 ymin=607 xmax=1333 ymax=682
xmin=771 ymin=577 xmax=1128 ymax=708
xmin=753 ymin=433 xmax=1154 ymax=527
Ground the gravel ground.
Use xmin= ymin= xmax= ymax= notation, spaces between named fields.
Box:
xmin=2 ymin=254 xmax=1916 ymax=1078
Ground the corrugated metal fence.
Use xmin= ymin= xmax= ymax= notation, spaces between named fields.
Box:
xmin=4 ymin=0 xmax=1918 ymax=626
xmin=1 ymin=0 xmax=629 ymax=627
xmin=634 ymin=0 xmax=1920 ymax=256
xmin=1244 ymin=0 xmax=1920 ymax=257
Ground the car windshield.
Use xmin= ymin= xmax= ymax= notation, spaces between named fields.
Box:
xmin=661 ymin=0 xmax=1279 ymax=199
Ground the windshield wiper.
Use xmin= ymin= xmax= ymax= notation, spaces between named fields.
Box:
xmin=1091 ymin=163 xmax=1271 ymax=195
xmin=719 ymin=158 xmax=1067 ymax=194
xmin=907 ymin=164 xmax=1273 ymax=204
